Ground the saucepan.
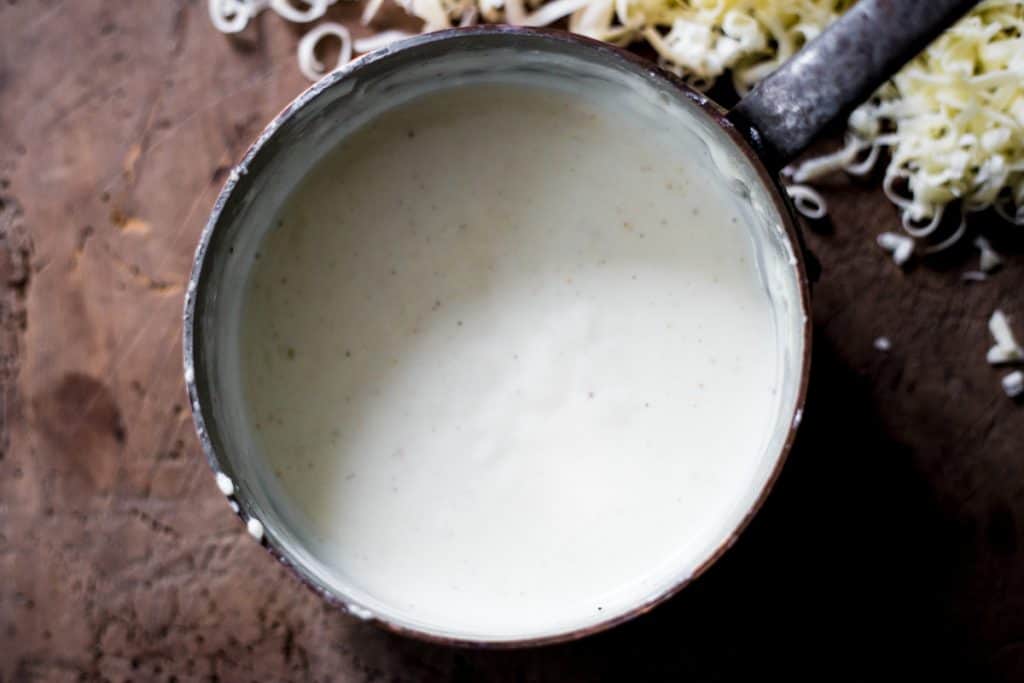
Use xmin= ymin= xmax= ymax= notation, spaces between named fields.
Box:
xmin=184 ymin=0 xmax=980 ymax=647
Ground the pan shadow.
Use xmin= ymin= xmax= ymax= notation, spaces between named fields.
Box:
xmin=363 ymin=332 xmax=976 ymax=681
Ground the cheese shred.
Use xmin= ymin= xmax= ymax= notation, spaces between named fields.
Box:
xmin=987 ymin=309 xmax=1024 ymax=365
xmin=1003 ymin=370 xmax=1024 ymax=398
xmin=297 ymin=22 xmax=353 ymax=81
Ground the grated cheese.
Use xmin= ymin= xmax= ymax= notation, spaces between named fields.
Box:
xmin=987 ymin=309 xmax=1024 ymax=365
xmin=1003 ymin=370 xmax=1024 ymax=397
xmin=975 ymin=236 xmax=1004 ymax=273
xmin=785 ymin=184 xmax=827 ymax=220
xmin=876 ymin=232 xmax=914 ymax=267
xmin=210 ymin=0 xmax=856 ymax=85
xmin=270 ymin=0 xmax=338 ymax=22
xmin=208 ymin=0 xmax=268 ymax=33
xmin=207 ymin=0 xmax=337 ymax=35
xmin=297 ymin=22 xmax=353 ymax=81
xmin=790 ymin=1 xmax=1024 ymax=249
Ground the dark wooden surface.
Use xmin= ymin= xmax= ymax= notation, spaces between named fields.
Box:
xmin=3 ymin=2 xmax=1024 ymax=681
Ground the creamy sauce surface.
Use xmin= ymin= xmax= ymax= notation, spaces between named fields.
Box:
xmin=242 ymin=84 xmax=782 ymax=638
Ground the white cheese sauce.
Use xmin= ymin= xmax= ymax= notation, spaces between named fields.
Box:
xmin=242 ymin=83 xmax=785 ymax=639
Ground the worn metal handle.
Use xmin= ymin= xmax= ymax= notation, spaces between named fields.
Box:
xmin=728 ymin=0 xmax=982 ymax=170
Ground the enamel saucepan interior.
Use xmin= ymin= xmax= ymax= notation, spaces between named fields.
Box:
xmin=184 ymin=0 xmax=980 ymax=647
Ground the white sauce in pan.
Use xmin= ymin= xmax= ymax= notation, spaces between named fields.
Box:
xmin=242 ymin=83 xmax=786 ymax=639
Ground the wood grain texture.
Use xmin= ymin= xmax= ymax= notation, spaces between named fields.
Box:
xmin=2 ymin=2 xmax=1023 ymax=681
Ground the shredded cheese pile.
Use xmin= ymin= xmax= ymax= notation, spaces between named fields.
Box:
xmin=789 ymin=0 xmax=1024 ymax=249
xmin=359 ymin=0 xmax=855 ymax=96
xmin=210 ymin=0 xmax=856 ymax=87
xmin=566 ymin=0 xmax=855 ymax=93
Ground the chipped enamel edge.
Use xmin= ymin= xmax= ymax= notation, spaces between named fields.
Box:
xmin=215 ymin=472 xmax=235 ymax=496
xmin=246 ymin=518 xmax=265 ymax=541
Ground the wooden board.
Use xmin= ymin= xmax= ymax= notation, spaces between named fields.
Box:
xmin=2 ymin=2 xmax=1023 ymax=681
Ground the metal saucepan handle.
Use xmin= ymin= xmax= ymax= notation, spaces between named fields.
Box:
xmin=728 ymin=0 xmax=982 ymax=170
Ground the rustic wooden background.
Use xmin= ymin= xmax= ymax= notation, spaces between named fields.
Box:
xmin=3 ymin=1 xmax=1024 ymax=681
